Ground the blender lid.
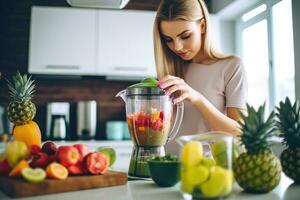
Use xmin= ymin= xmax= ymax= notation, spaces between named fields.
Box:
xmin=126 ymin=83 xmax=164 ymax=96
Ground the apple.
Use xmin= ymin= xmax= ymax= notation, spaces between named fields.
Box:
xmin=0 ymin=159 xmax=12 ymax=175
xmin=68 ymin=161 xmax=85 ymax=175
xmin=73 ymin=144 xmax=89 ymax=161
xmin=6 ymin=140 xmax=28 ymax=167
xmin=42 ymin=141 xmax=57 ymax=155
xmin=30 ymin=152 xmax=49 ymax=168
xmin=57 ymin=146 xmax=80 ymax=167
xmin=29 ymin=145 xmax=41 ymax=155
xmin=83 ymin=152 xmax=109 ymax=175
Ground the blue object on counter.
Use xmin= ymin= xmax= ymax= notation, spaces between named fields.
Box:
xmin=123 ymin=122 xmax=131 ymax=140
xmin=106 ymin=121 xmax=124 ymax=140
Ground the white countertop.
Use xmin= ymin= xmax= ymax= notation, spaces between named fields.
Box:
xmin=0 ymin=173 xmax=298 ymax=200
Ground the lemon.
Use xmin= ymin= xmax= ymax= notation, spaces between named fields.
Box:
xmin=21 ymin=167 xmax=46 ymax=183
xmin=181 ymin=141 xmax=203 ymax=167
xmin=199 ymin=166 xmax=233 ymax=197
xmin=181 ymin=164 xmax=209 ymax=194
xmin=97 ymin=147 xmax=116 ymax=167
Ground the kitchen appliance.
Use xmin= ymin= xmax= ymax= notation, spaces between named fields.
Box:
xmin=47 ymin=102 xmax=70 ymax=139
xmin=77 ymin=100 xmax=97 ymax=140
xmin=49 ymin=114 xmax=69 ymax=140
xmin=116 ymin=84 xmax=184 ymax=178
xmin=65 ymin=0 xmax=130 ymax=9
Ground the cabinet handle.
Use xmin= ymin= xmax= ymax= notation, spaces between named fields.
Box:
xmin=46 ymin=65 xmax=80 ymax=70
xmin=113 ymin=66 xmax=147 ymax=71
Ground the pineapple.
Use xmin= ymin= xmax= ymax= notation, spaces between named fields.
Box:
xmin=7 ymin=72 xmax=36 ymax=125
xmin=276 ymin=97 xmax=300 ymax=183
xmin=234 ymin=103 xmax=281 ymax=193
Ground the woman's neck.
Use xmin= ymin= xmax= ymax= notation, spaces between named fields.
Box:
xmin=192 ymin=50 xmax=217 ymax=65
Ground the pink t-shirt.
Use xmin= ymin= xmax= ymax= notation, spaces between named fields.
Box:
xmin=166 ymin=56 xmax=248 ymax=155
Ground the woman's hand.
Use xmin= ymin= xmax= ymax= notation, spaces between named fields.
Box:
xmin=158 ymin=75 xmax=202 ymax=104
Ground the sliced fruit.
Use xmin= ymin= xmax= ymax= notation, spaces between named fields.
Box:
xmin=97 ymin=147 xmax=116 ymax=167
xmin=21 ymin=167 xmax=46 ymax=183
xmin=199 ymin=166 xmax=233 ymax=198
xmin=46 ymin=162 xmax=68 ymax=180
xmin=9 ymin=160 xmax=29 ymax=177
xmin=181 ymin=164 xmax=209 ymax=194
xmin=200 ymin=157 xmax=216 ymax=169
xmin=83 ymin=152 xmax=109 ymax=175
xmin=181 ymin=141 xmax=203 ymax=167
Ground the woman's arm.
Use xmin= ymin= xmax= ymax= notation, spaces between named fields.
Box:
xmin=193 ymin=93 xmax=244 ymax=136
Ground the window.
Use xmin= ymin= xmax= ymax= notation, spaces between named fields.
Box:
xmin=236 ymin=0 xmax=295 ymax=113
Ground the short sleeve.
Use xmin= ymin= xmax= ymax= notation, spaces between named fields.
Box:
xmin=224 ymin=57 xmax=248 ymax=109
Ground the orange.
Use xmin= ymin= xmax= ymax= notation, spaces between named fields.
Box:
xmin=13 ymin=121 xmax=41 ymax=148
xmin=46 ymin=162 xmax=68 ymax=180
xmin=9 ymin=160 xmax=29 ymax=177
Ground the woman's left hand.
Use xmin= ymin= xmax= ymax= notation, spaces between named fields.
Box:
xmin=158 ymin=75 xmax=201 ymax=104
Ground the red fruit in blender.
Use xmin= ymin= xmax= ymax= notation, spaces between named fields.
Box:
xmin=159 ymin=111 xmax=164 ymax=120
xmin=151 ymin=119 xmax=163 ymax=131
xmin=42 ymin=141 xmax=57 ymax=155
xmin=0 ymin=159 xmax=12 ymax=175
xmin=30 ymin=152 xmax=49 ymax=168
xmin=29 ymin=145 xmax=41 ymax=155
xmin=83 ymin=152 xmax=109 ymax=175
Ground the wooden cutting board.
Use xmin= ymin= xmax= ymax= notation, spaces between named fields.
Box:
xmin=0 ymin=170 xmax=127 ymax=198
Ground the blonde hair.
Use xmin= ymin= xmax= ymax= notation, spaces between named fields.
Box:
xmin=153 ymin=0 xmax=232 ymax=79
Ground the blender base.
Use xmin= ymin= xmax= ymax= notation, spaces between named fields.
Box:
xmin=128 ymin=146 xmax=165 ymax=179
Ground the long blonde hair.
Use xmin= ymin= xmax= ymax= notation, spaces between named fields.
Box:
xmin=153 ymin=0 xmax=231 ymax=79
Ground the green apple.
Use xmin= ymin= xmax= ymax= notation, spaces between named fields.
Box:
xmin=181 ymin=164 xmax=209 ymax=194
xmin=181 ymin=141 xmax=203 ymax=167
xmin=6 ymin=140 xmax=28 ymax=167
xmin=199 ymin=166 xmax=233 ymax=198
xmin=141 ymin=77 xmax=158 ymax=85
xmin=97 ymin=147 xmax=116 ymax=167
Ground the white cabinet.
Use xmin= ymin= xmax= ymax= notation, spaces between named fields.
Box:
xmin=97 ymin=9 xmax=157 ymax=78
xmin=29 ymin=6 xmax=97 ymax=75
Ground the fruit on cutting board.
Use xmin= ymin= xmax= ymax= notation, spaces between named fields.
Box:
xmin=68 ymin=161 xmax=84 ymax=175
xmin=9 ymin=160 xmax=29 ymax=177
xmin=6 ymin=72 xmax=41 ymax=148
xmin=46 ymin=162 xmax=68 ymax=180
xmin=83 ymin=152 xmax=109 ymax=175
xmin=73 ymin=144 xmax=89 ymax=161
xmin=234 ymin=103 xmax=282 ymax=193
xmin=21 ymin=167 xmax=46 ymax=183
xmin=97 ymin=147 xmax=116 ymax=167
xmin=56 ymin=146 xmax=80 ymax=167
xmin=0 ymin=159 xmax=12 ymax=175
xmin=30 ymin=152 xmax=49 ymax=168
xmin=6 ymin=140 xmax=28 ymax=166
xmin=181 ymin=141 xmax=203 ymax=167
xmin=276 ymin=97 xmax=300 ymax=183
xmin=42 ymin=141 xmax=57 ymax=155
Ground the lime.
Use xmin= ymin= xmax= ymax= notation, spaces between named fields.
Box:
xmin=21 ymin=167 xmax=46 ymax=183
xmin=141 ymin=77 xmax=158 ymax=85
xmin=181 ymin=141 xmax=203 ymax=167
xmin=97 ymin=147 xmax=116 ymax=167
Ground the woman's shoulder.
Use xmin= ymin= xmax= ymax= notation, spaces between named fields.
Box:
xmin=219 ymin=56 xmax=243 ymax=66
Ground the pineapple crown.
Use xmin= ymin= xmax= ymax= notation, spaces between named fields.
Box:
xmin=238 ymin=103 xmax=276 ymax=154
xmin=276 ymin=97 xmax=300 ymax=149
xmin=7 ymin=71 xmax=35 ymax=102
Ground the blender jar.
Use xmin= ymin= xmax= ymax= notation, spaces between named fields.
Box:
xmin=176 ymin=132 xmax=234 ymax=199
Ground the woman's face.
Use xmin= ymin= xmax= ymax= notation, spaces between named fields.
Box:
xmin=160 ymin=19 xmax=204 ymax=61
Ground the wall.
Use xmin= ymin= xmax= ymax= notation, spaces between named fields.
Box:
xmin=292 ymin=0 xmax=300 ymax=100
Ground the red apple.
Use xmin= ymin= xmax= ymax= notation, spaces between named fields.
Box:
xmin=29 ymin=145 xmax=41 ymax=155
xmin=30 ymin=152 xmax=49 ymax=168
xmin=42 ymin=141 xmax=57 ymax=155
xmin=68 ymin=161 xmax=84 ymax=175
xmin=83 ymin=152 xmax=109 ymax=175
xmin=73 ymin=144 xmax=89 ymax=161
xmin=0 ymin=159 xmax=12 ymax=175
xmin=57 ymin=146 xmax=80 ymax=167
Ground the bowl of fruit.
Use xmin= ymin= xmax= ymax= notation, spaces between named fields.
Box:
xmin=148 ymin=154 xmax=181 ymax=187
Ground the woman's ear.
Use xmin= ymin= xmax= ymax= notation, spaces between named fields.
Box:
xmin=200 ymin=18 xmax=206 ymax=34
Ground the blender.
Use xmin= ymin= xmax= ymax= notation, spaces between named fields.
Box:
xmin=116 ymin=80 xmax=184 ymax=178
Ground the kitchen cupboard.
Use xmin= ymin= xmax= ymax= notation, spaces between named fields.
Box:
xmin=29 ymin=6 xmax=97 ymax=75
xmin=97 ymin=9 xmax=157 ymax=78
xmin=28 ymin=6 xmax=156 ymax=78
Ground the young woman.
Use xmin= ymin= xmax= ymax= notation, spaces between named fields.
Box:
xmin=153 ymin=0 xmax=248 ymax=154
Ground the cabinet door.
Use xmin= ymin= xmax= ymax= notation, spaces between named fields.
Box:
xmin=29 ymin=6 xmax=97 ymax=75
xmin=97 ymin=10 xmax=157 ymax=78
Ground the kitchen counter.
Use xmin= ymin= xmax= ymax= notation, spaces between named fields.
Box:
xmin=0 ymin=173 xmax=298 ymax=200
